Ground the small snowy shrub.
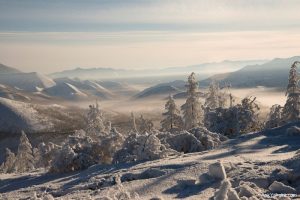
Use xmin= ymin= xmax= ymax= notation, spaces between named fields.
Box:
xmin=165 ymin=131 xmax=204 ymax=153
xmin=113 ymin=132 xmax=175 ymax=163
xmin=50 ymin=129 xmax=124 ymax=173
xmin=138 ymin=115 xmax=154 ymax=134
xmin=0 ymin=148 xmax=16 ymax=173
xmin=265 ymin=104 xmax=283 ymax=129
xmin=204 ymin=97 xmax=261 ymax=137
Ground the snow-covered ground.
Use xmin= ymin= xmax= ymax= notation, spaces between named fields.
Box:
xmin=1 ymin=123 xmax=300 ymax=200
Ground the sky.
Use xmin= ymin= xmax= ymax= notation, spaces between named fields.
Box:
xmin=1 ymin=0 xmax=300 ymax=73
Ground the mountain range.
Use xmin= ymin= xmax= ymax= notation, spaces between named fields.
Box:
xmin=200 ymin=56 xmax=300 ymax=89
xmin=0 ymin=56 xmax=299 ymax=102
xmin=49 ymin=59 xmax=267 ymax=80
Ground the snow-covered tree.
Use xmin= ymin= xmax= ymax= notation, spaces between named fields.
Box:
xmin=282 ymin=61 xmax=300 ymax=123
xmin=34 ymin=142 xmax=61 ymax=169
xmin=86 ymin=101 xmax=107 ymax=138
xmin=0 ymin=148 xmax=16 ymax=173
xmin=265 ymin=104 xmax=283 ymax=129
xmin=204 ymin=97 xmax=261 ymax=137
xmin=205 ymin=80 xmax=228 ymax=109
xmin=113 ymin=133 xmax=176 ymax=163
xmin=106 ymin=121 xmax=112 ymax=132
xmin=50 ymin=132 xmax=102 ymax=173
xmin=130 ymin=112 xmax=138 ymax=133
xmin=205 ymin=80 xmax=220 ymax=109
xmin=181 ymin=72 xmax=203 ymax=129
xmin=50 ymin=129 xmax=124 ymax=173
xmin=204 ymin=106 xmax=240 ymax=137
xmin=161 ymin=95 xmax=183 ymax=132
xmin=238 ymin=96 xmax=261 ymax=133
xmin=157 ymin=127 xmax=227 ymax=153
xmin=139 ymin=115 xmax=154 ymax=134
xmin=99 ymin=127 xmax=125 ymax=164
xmin=14 ymin=131 xmax=35 ymax=173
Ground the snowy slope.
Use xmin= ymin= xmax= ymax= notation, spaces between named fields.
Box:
xmin=134 ymin=85 xmax=183 ymax=99
xmin=2 ymin=123 xmax=299 ymax=199
xmin=54 ymin=78 xmax=115 ymax=99
xmin=43 ymin=82 xmax=88 ymax=100
xmin=0 ymin=84 xmax=31 ymax=101
xmin=0 ymin=97 xmax=52 ymax=133
xmin=0 ymin=72 xmax=56 ymax=92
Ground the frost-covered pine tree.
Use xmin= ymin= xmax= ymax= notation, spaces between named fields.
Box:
xmin=181 ymin=72 xmax=203 ymax=129
xmin=130 ymin=112 xmax=138 ymax=133
xmin=14 ymin=131 xmax=35 ymax=173
xmin=265 ymin=104 xmax=283 ymax=128
xmin=282 ymin=61 xmax=300 ymax=123
xmin=86 ymin=101 xmax=107 ymax=138
xmin=0 ymin=148 xmax=16 ymax=173
xmin=237 ymin=96 xmax=261 ymax=133
xmin=205 ymin=80 xmax=220 ymax=109
xmin=161 ymin=95 xmax=183 ymax=131
xmin=205 ymin=81 xmax=228 ymax=109
xmin=139 ymin=115 xmax=154 ymax=134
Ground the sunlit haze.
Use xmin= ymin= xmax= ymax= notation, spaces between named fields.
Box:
xmin=1 ymin=0 xmax=300 ymax=73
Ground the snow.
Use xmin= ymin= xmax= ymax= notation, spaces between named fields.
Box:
xmin=208 ymin=161 xmax=227 ymax=180
xmin=1 ymin=123 xmax=300 ymax=199
xmin=268 ymin=181 xmax=296 ymax=194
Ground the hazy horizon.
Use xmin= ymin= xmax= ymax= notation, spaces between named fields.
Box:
xmin=1 ymin=0 xmax=300 ymax=73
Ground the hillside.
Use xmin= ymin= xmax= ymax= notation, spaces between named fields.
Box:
xmin=134 ymin=85 xmax=183 ymax=99
xmin=98 ymin=81 xmax=139 ymax=97
xmin=200 ymin=56 xmax=300 ymax=88
xmin=0 ymin=97 xmax=52 ymax=133
xmin=0 ymin=84 xmax=31 ymax=102
xmin=0 ymin=63 xmax=21 ymax=74
xmin=1 ymin=123 xmax=300 ymax=199
xmin=43 ymin=82 xmax=88 ymax=100
xmin=54 ymin=78 xmax=115 ymax=99
xmin=0 ymin=72 xmax=56 ymax=92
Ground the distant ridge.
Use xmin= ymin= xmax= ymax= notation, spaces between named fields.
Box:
xmin=49 ymin=59 xmax=268 ymax=80
xmin=0 ymin=63 xmax=21 ymax=74
xmin=200 ymin=56 xmax=300 ymax=89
